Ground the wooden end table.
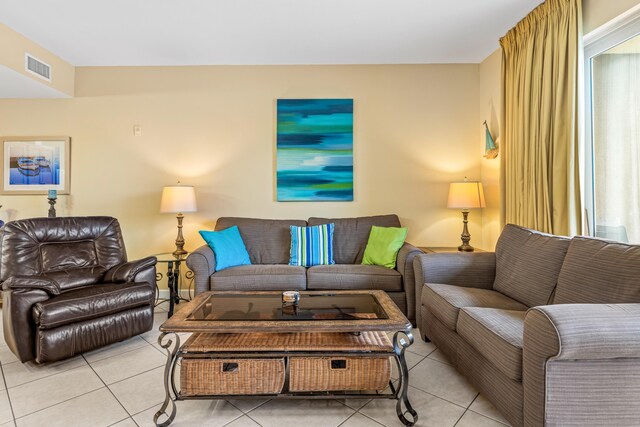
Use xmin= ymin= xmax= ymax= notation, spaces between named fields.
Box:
xmin=154 ymin=290 xmax=418 ymax=426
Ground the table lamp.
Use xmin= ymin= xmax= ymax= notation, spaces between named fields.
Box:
xmin=160 ymin=183 xmax=197 ymax=257
xmin=447 ymin=178 xmax=485 ymax=252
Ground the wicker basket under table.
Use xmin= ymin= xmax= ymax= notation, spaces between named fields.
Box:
xmin=180 ymin=330 xmax=393 ymax=396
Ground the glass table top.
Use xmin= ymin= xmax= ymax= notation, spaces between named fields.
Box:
xmin=186 ymin=293 xmax=389 ymax=322
xmin=153 ymin=252 xmax=189 ymax=263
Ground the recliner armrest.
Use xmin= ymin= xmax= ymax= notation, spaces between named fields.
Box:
xmin=104 ymin=256 xmax=157 ymax=283
xmin=3 ymin=275 xmax=61 ymax=295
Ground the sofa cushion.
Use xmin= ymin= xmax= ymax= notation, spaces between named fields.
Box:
xmin=215 ymin=217 xmax=307 ymax=265
xmin=210 ymin=265 xmax=306 ymax=291
xmin=199 ymin=226 xmax=251 ymax=271
xmin=457 ymin=308 xmax=526 ymax=381
xmin=307 ymin=264 xmax=402 ymax=291
xmin=553 ymin=237 xmax=640 ymax=304
xmin=361 ymin=226 xmax=408 ymax=269
xmin=308 ymin=215 xmax=401 ymax=264
xmin=289 ymin=223 xmax=335 ymax=267
xmin=33 ymin=282 xmax=154 ymax=330
xmin=494 ymin=224 xmax=571 ymax=307
xmin=422 ymin=283 xmax=527 ymax=331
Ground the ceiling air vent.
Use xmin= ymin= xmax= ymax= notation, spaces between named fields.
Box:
xmin=25 ymin=53 xmax=51 ymax=81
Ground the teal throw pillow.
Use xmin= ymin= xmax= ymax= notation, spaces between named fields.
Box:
xmin=199 ymin=226 xmax=251 ymax=271
xmin=289 ymin=223 xmax=335 ymax=267
xmin=361 ymin=226 xmax=408 ymax=269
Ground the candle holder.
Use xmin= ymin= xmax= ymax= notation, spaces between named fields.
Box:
xmin=48 ymin=197 xmax=57 ymax=218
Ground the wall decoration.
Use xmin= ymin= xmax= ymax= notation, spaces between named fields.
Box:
xmin=1 ymin=136 xmax=71 ymax=195
xmin=483 ymin=121 xmax=499 ymax=159
xmin=276 ymin=99 xmax=353 ymax=201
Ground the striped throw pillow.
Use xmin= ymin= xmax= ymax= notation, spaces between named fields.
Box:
xmin=289 ymin=223 xmax=335 ymax=267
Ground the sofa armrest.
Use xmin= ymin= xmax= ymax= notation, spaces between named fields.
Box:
xmin=523 ymin=304 xmax=640 ymax=426
xmin=186 ymin=245 xmax=217 ymax=295
xmin=413 ymin=252 xmax=496 ymax=326
xmin=3 ymin=275 xmax=61 ymax=295
xmin=104 ymin=256 xmax=157 ymax=284
xmin=396 ymin=242 xmax=422 ymax=323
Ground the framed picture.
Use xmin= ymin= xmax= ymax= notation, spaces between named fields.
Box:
xmin=276 ymin=99 xmax=354 ymax=201
xmin=1 ymin=136 xmax=71 ymax=195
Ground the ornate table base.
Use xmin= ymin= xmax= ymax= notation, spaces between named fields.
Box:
xmin=153 ymin=330 xmax=417 ymax=427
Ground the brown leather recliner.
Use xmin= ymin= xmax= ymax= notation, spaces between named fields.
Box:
xmin=1 ymin=216 xmax=157 ymax=363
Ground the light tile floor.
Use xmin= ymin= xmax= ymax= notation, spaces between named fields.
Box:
xmin=0 ymin=304 xmax=511 ymax=427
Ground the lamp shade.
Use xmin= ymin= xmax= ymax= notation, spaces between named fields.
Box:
xmin=447 ymin=181 xmax=486 ymax=209
xmin=160 ymin=185 xmax=197 ymax=213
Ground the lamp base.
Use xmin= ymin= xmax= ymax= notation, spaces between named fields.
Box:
xmin=173 ymin=213 xmax=187 ymax=258
xmin=457 ymin=210 xmax=475 ymax=252
xmin=457 ymin=243 xmax=475 ymax=252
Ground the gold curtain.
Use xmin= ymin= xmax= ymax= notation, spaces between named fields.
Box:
xmin=500 ymin=0 xmax=582 ymax=235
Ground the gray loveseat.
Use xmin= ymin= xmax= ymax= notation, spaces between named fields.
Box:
xmin=413 ymin=224 xmax=640 ymax=426
xmin=187 ymin=214 xmax=422 ymax=321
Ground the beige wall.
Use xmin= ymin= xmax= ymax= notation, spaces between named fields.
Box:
xmin=479 ymin=49 xmax=502 ymax=250
xmin=0 ymin=23 xmax=75 ymax=97
xmin=0 ymin=64 xmax=481 ymax=259
xmin=583 ymin=0 xmax=640 ymax=33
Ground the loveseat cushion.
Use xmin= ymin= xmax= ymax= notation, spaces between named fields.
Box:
xmin=215 ymin=217 xmax=307 ymax=265
xmin=209 ymin=265 xmax=306 ymax=291
xmin=493 ymin=224 xmax=571 ymax=307
xmin=553 ymin=237 xmax=640 ymax=304
xmin=307 ymin=264 xmax=402 ymax=291
xmin=457 ymin=308 xmax=526 ymax=381
xmin=422 ymin=283 xmax=527 ymax=330
xmin=33 ymin=282 xmax=154 ymax=330
xmin=308 ymin=215 xmax=401 ymax=264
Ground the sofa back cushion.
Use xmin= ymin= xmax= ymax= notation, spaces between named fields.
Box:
xmin=215 ymin=217 xmax=307 ymax=264
xmin=493 ymin=224 xmax=571 ymax=307
xmin=308 ymin=215 xmax=401 ymax=264
xmin=553 ymin=237 xmax=640 ymax=304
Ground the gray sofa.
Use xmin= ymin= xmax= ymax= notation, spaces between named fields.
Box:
xmin=413 ymin=224 xmax=640 ymax=427
xmin=187 ymin=214 xmax=422 ymax=321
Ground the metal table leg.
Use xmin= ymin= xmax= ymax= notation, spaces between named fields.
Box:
xmin=393 ymin=330 xmax=418 ymax=426
xmin=154 ymin=332 xmax=181 ymax=427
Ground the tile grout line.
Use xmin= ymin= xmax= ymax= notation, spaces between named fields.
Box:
xmin=352 ymin=410 xmax=387 ymax=427
xmin=84 ymin=337 xmax=152 ymax=365
xmin=105 ymin=364 xmax=166 ymax=388
xmin=2 ymin=358 xmax=88 ymax=390
xmin=467 ymin=408 xmax=511 ymax=426
xmin=0 ymin=361 xmax=17 ymax=425
xmin=105 ymin=416 xmax=136 ymax=427
xmin=12 ymin=380 xmax=104 ymax=421
xmin=83 ymin=354 xmax=134 ymax=418
xmin=336 ymin=411 xmax=360 ymax=427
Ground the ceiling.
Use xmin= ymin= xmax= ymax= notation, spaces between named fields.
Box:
xmin=0 ymin=0 xmax=543 ymax=66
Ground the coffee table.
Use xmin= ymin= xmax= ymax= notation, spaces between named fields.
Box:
xmin=154 ymin=290 xmax=418 ymax=426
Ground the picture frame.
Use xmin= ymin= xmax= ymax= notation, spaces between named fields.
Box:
xmin=1 ymin=136 xmax=71 ymax=195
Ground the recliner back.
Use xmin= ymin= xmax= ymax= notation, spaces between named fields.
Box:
xmin=0 ymin=216 xmax=127 ymax=291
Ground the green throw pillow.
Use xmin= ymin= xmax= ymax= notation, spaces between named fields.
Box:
xmin=362 ymin=226 xmax=408 ymax=269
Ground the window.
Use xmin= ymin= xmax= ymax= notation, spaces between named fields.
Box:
xmin=584 ymin=10 xmax=640 ymax=243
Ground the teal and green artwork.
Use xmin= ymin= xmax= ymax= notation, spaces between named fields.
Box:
xmin=276 ymin=99 xmax=354 ymax=201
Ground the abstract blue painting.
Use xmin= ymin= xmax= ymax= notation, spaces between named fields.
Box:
xmin=276 ymin=99 xmax=353 ymax=201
